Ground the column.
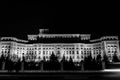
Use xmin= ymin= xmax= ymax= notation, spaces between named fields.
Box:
xmin=117 ymin=41 xmax=120 ymax=58
xmin=74 ymin=45 xmax=76 ymax=62
xmin=41 ymin=44 xmax=43 ymax=71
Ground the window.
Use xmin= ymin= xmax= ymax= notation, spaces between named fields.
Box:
xmin=46 ymin=56 xmax=48 ymax=59
xmin=76 ymin=48 xmax=79 ymax=50
xmin=69 ymin=51 xmax=71 ymax=54
xmin=72 ymin=56 xmax=74 ymax=59
xmin=43 ymin=51 xmax=45 ymax=54
xmin=108 ymin=51 xmax=110 ymax=53
xmin=81 ymin=51 xmax=83 ymax=54
xmin=81 ymin=56 xmax=83 ymax=58
xmin=38 ymin=56 xmax=41 ymax=59
xmin=72 ymin=51 xmax=74 ymax=54
xmin=77 ymin=51 xmax=79 ymax=54
xmin=66 ymin=51 xmax=68 ymax=54
xmin=66 ymin=56 xmax=68 ymax=59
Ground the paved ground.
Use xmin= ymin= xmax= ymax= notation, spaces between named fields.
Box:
xmin=1 ymin=62 xmax=120 ymax=79
xmin=1 ymin=63 xmax=120 ymax=80
xmin=0 ymin=70 xmax=120 ymax=80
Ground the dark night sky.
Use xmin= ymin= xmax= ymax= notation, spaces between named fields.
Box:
xmin=0 ymin=1 xmax=119 ymax=40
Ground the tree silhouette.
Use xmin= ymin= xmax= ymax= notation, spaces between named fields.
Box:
xmin=6 ymin=54 xmax=13 ymax=72
xmin=50 ymin=53 xmax=57 ymax=62
xmin=22 ymin=56 xmax=25 ymax=71
xmin=92 ymin=57 xmax=97 ymax=70
xmin=113 ymin=52 xmax=119 ymax=62
xmin=60 ymin=55 xmax=66 ymax=71
xmin=49 ymin=52 xmax=60 ymax=70
xmin=103 ymin=54 xmax=109 ymax=69
xmin=96 ymin=54 xmax=102 ymax=70
xmin=69 ymin=57 xmax=75 ymax=70
xmin=84 ymin=53 xmax=93 ymax=70
xmin=0 ymin=54 xmax=5 ymax=70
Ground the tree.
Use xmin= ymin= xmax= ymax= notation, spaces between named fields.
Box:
xmin=84 ymin=53 xmax=93 ymax=70
xmin=96 ymin=54 xmax=102 ymax=70
xmin=113 ymin=52 xmax=119 ymax=62
xmin=103 ymin=54 xmax=109 ymax=62
xmin=49 ymin=53 xmax=60 ymax=70
xmin=103 ymin=54 xmax=109 ymax=69
xmin=50 ymin=53 xmax=57 ymax=62
xmin=69 ymin=57 xmax=75 ymax=70
xmin=60 ymin=55 xmax=66 ymax=71
xmin=0 ymin=54 xmax=6 ymax=70
xmin=6 ymin=54 xmax=13 ymax=72
xmin=22 ymin=56 xmax=25 ymax=71
xmin=81 ymin=60 xmax=84 ymax=71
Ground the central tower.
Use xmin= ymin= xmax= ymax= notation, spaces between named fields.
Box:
xmin=39 ymin=29 xmax=49 ymax=34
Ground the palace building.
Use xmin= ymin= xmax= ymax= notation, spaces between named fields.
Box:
xmin=0 ymin=29 xmax=119 ymax=62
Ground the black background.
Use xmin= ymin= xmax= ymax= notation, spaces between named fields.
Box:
xmin=0 ymin=1 xmax=119 ymax=40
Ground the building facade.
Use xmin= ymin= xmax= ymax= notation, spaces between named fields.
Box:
xmin=0 ymin=29 xmax=119 ymax=62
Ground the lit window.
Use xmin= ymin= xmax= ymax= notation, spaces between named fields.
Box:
xmin=43 ymin=51 xmax=45 ymax=54
xmin=81 ymin=51 xmax=83 ymax=54
xmin=69 ymin=51 xmax=71 ymax=54
xmin=66 ymin=57 xmax=68 ymax=59
xmin=46 ymin=56 xmax=48 ymax=59
xmin=72 ymin=51 xmax=74 ymax=54
xmin=77 ymin=56 xmax=79 ymax=59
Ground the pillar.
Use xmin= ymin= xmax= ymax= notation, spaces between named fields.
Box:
xmin=41 ymin=45 xmax=43 ymax=71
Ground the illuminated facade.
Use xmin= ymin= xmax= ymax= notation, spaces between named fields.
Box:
xmin=0 ymin=29 xmax=119 ymax=62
